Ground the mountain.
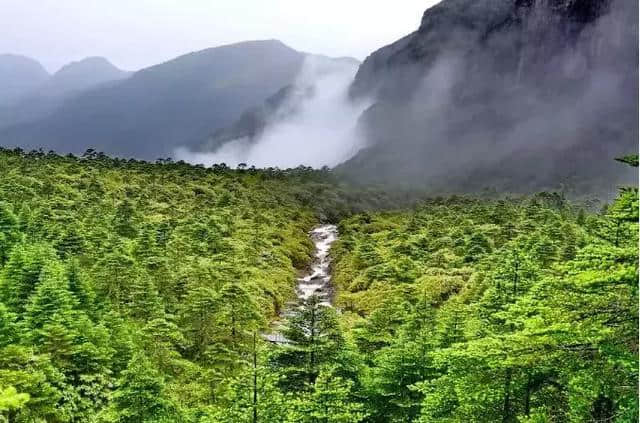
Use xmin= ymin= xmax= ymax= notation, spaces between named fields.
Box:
xmin=339 ymin=0 xmax=638 ymax=195
xmin=0 ymin=57 xmax=130 ymax=128
xmin=42 ymin=56 xmax=130 ymax=97
xmin=0 ymin=54 xmax=49 ymax=106
xmin=0 ymin=40 xmax=306 ymax=159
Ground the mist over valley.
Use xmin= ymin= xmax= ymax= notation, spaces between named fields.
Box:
xmin=0 ymin=1 xmax=637 ymax=422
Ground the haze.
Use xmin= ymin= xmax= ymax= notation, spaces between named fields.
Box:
xmin=1 ymin=0 xmax=437 ymax=72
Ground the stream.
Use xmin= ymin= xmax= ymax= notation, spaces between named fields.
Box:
xmin=264 ymin=224 xmax=338 ymax=343
xmin=295 ymin=224 xmax=338 ymax=307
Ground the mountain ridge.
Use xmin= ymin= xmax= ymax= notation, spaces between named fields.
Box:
xmin=0 ymin=40 xmax=308 ymax=159
xmin=0 ymin=54 xmax=50 ymax=107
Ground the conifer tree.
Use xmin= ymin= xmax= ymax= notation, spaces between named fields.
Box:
xmin=0 ymin=203 xmax=20 ymax=266
xmin=0 ymin=243 xmax=56 ymax=313
xmin=108 ymin=353 xmax=179 ymax=423
xmin=272 ymin=295 xmax=345 ymax=391
xmin=0 ymin=386 xmax=30 ymax=422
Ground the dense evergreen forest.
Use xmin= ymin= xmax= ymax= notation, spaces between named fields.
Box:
xmin=0 ymin=148 xmax=637 ymax=422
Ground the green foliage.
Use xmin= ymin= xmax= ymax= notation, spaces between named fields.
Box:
xmin=105 ymin=353 xmax=180 ymax=423
xmin=270 ymin=295 xmax=348 ymax=390
xmin=0 ymin=386 xmax=29 ymax=416
xmin=615 ymin=154 xmax=639 ymax=167
xmin=0 ymin=148 xmax=636 ymax=422
xmin=332 ymin=189 xmax=638 ymax=422
xmin=290 ymin=370 xmax=367 ymax=423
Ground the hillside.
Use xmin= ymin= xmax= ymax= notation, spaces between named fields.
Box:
xmin=0 ymin=57 xmax=130 ymax=129
xmin=339 ymin=0 xmax=638 ymax=195
xmin=0 ymin=0 xmax=637 ymax=421
xmin=0 ymin=149 xmax=636 ymax=422
xmin=331 ymin=186 xmax=638 ymax=421
xmin=0 ymin=40 xmax=306 ymax=159
xmin=0 ymin=54 xmax=49 ymax=107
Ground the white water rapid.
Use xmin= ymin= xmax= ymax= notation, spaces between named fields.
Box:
xmin=264 ymin=224 xmax=338 ymax=344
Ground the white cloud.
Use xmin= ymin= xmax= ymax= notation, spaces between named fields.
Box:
xmin=175 ymin=55 xmax=372 ymax=168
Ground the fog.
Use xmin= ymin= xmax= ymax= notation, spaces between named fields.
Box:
xmin=176 ymin=56 xmax=371 ymax=168
xmin=338 ymin=0 xmax=638 ymax=195
xmin=1 ymin=0 xmax=435 ymax=72
xmin=178 ymin=0 xmax=636 ymax=194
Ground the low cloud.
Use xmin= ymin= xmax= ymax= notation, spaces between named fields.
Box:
xmin=176 ymin=56 xmax=371 ymax=168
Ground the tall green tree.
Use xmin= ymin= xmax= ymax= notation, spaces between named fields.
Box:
xmin=106 ymin=353 xmax=179 ymax=423
xmin=271 ymin=295 xmax=346 ymax=391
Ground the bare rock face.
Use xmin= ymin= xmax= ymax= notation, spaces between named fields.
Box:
xmin=342 ymin=0 xmax=637 ymax=195
xmin=351 ymin=0 xmax=619 ymax=100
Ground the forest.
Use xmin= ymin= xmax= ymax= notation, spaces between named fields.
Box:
xmin=0 ymin=148 xmax=637 ymax=422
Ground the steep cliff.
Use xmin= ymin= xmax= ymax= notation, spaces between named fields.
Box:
xmin=340 ymin=0 xmax=637 ymax=195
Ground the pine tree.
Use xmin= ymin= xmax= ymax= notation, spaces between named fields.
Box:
xmin=0 ymin=202 xmax=20 ymax=266
xmin=113 ymin=199 xmax=138 ymax=238
xmin=301 ymin=371 xmax=367 ymax=423
xmin=181 ymin=286 xmax=219 ymax=359
xmin=67 ymin=259 xmax=94 ymax=311
xmin=128 ymin=273 xmax=163 ymax=320
xmin=54 ymin=225 xmax=85 ymax=258
xmin=109 ymin=353 xmax=179 ymax=423
xmin=0 ymin=303 xmax=17 ymax=347
xmin=24 ymin=260 xmax=76 ymax=333
xmin=272 ymin=295 xmax=346 ymax=391
xmin=0 ymin=242 xmax=56 ymax=313
xmin=217 ymin=281 xmax=265 ymax=352
xmin=95 ymin=245 xmax=136 ymax=307
xmin=141 ymin=315 xmax=186 ymax=374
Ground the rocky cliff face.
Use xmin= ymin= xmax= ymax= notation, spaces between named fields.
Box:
xmin=350 ymin=0 xmax=616 ymax=99
xmin=341 ymin=0 xmax=637 ymax=195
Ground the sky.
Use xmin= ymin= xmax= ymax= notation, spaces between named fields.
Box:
xmin=1 ymin=0 xmax=439 ymax=73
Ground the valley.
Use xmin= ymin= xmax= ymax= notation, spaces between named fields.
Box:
xmin=0 ymin=0 xmax=637 ymax=421
xmin=0 ymin=149 xmax=636 ymax=422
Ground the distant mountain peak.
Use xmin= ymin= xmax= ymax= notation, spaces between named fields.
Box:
xmin=54 ymin=56 xmax=127 ymax=78
xmin=176 ymin=39 xmax=296 ymax=59
xmin=0 ymin=55 xmax=131 ymax=128
xmin=0 ymin=39 xmax=308 ymax=159
xmin=0 ymin=53 xmax=48 ymax=70
xmin=0 ymin=54 xmax=50 ymax=106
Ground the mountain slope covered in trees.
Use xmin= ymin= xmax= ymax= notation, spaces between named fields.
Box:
xmin=331 ymin=186 xmax=638 ymax=421
xmin=0 ymin=149 xmax=636 ymax=422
